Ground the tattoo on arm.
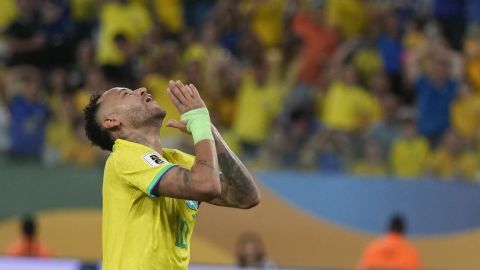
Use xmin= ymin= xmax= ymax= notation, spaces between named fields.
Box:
xmin=177 ymin=167 xmax=191 ymax=187
xmin=213 ymin=150 xmax=257 ymax=207
xmin=218 ymin=153 xmax=253 ymax=194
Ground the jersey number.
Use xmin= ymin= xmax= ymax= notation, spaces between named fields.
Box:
xmin=175 ymin=216 xmax=189 ymax=250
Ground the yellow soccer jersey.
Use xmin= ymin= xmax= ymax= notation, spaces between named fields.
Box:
xmin=102 ymin=139 xmax=198 ymax=270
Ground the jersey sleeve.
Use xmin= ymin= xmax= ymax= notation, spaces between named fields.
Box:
xmin=115 ymin=150 xmax=178 ymax=197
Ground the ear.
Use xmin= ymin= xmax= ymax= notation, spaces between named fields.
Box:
xmin=101 ymin=114 xmax=121 ymax=130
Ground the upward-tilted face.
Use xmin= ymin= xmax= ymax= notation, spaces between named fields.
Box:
xmin=97 ymin=87 xmax=166 ymax=131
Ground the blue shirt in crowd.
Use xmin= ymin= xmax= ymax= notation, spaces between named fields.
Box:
xmin=377 ymin=35 xmax=403 ymax=75
xmin=9 ymin=95 xmax=50 ymax=157
xmin=416 ymin=76 xmax=457 ymax=138
xmin=434 ymin=0 xmax=466 ymax=19
xmin=467 ymin=0 xmax=480 ymax=23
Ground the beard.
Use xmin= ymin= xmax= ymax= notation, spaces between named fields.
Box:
xmin=129 ymin=105 xmax=166 ymax=129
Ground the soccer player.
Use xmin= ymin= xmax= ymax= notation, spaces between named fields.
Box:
xmin=83 ymin=80 xmax=260 ymax=270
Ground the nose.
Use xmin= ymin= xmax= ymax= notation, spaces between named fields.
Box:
xmin=135 ymin=87 xmax=147 ymax=96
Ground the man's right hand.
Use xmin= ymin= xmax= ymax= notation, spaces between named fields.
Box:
xmin=167 ymin=80 xmax=206 ymax=115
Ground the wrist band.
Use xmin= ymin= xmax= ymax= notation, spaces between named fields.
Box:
xmin=180 ymin=108 xmax=214 ymax=144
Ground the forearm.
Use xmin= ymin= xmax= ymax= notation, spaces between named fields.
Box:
xmin=190 ymin=140 xmax=221 ymax=196
xmin=209 ymin=127 xmax=260 ymax=208
xmin=156 ymin=139 xmax=221 ymax=202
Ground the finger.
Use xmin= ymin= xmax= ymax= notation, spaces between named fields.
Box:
xmin=189 ymin=83 xmax=201 ymax=98
xmin=174 ymin=80 xmax=190 ymax=103
xmin=185 ymin=83 xmax=194 ymax=97
xmin=169 ymin=80 xmax=188 ymax=105
xmin=166 ymin=119 xmax=189 ymax=133
xmin=189 ymin=84 xmax=205 ymax=107
xmin=167 ymin=87 xmax=184 ymax=110
xmin=166 ymin=119 xmax=184 ymax=128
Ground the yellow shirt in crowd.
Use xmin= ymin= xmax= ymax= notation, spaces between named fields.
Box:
xmin=153 ymin=0 xmax=184 ymax=33
xmin=97 ymin=1 xmax=152 ymax=65
xmin=242 ymin=0 xmax=286 ymax=48
xmin=326 ymin=0 xmax=366 ymax=38
xmin=70 ymin=0 xmax=96 ymax=22
xmin=233 ymin=72 xmax=283 ymax=144
xmin=353 ymin=48 xmax=383 ymax=82
xmin=451 ymin=93 xmax=480 ymax=140
xmin=0 ymin=0 xmax=17 ymax=31
xmin=467 ymin=57 xmax=480 ymax=93
xmin=390 ymin=137 xmax=430 ymax=179
xmin=429 ymin=149 xmax=477 ymax=180
xmin=321 ymin=81 xmax=381 ymax=132
xmin=102 ymin=139 xmax=198 ymax=270
xmin=351 ymin=162 xmax=387 ymax=177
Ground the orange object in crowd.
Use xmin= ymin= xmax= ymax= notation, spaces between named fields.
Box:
xmin=357 ymin=232 xmax=421 ymax=270
xmin=5 ymin=237 xmax=52 ymax=257
xmin=292 ymin=10 xmax=337 ymax=85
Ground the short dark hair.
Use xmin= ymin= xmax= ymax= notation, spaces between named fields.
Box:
xmin=389 ymin=214 xmax=406 ymax=234
xmin=84 ymin=94 xmax=115 ymax=151
xmin=21 ymin=215 xmax=36 ymax=237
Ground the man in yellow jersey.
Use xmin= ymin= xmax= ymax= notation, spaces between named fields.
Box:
xmin=83 ymin=80 xmax=260 ymax=270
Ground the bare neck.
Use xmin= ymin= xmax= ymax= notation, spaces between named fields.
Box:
xmin=119 ymin=126 xmax=163 ymax=154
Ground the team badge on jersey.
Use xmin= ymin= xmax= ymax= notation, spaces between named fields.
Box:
xmin=186 ymin=200 xmax=199 ymax=211
xmin=142 ymin=152 xmax=167 ymax=167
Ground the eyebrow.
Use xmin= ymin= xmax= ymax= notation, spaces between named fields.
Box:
xmin=119 ymin=88 xmax=130 ymax=97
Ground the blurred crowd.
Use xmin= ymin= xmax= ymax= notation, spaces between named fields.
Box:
xmin=1 ymin=0 xmax=480 ymax=181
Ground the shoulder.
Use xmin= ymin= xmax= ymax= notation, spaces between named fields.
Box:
xmin=163 ymin=148 xmax=195 ymax=168
xmin=110 ymin=141 xmax=166 ymax=171
xmin=363 ymin=237 xmax=386 ymax=254
xmin=401 ymin=239 xmax=419 ymax=255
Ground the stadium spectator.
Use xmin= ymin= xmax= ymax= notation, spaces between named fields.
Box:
xmin=4 ymin=215 xmax=52 ymax=257
xmin=450 ymin=82 xmax=480 ymax=142
xmin=433 ymin=0 xmax=467 ymax=51
xmin=96 ymin=0 xmax=152 ymax=71
xmin=70 ymin=40 xmax=97 ymax=90
xmin=406 ymin=42 xmax=461 ymax=145
xmin=325 ymin=0 xmax=367 ymax=39
xmin=321 ymin=64 xmax=380 ymax=133
xmin=62 ymin=118 xmax=103 ymax=167
xmin=69 ymin=0 xmax=97 ymax=41
xmin=0 ymin=0 xmax=478 ymax=182
xmin=241 ymin=0 xmax=286 ymax=49
xmin=44 ymin=68 xmax=74 ymax=165
xmin=464 ymin=26 xmax=480 ymax=92
xmin=236 ymin=232 xmax=275 ymax=269
xmin=73 ymin=70 xmax=106 ymax=120
xmin=0 ymin=0 xmax=18 ymax=37
xmin=300 ymin=129 xmax=352 ymax=172
xmin=213 ymin=1 xmax=245 ymax=58
xmin=292 ymin=0 xmax=337 ymax=86
xmin=40 ymin=0 xmax=74 ymax=67
xmin=351 ymin=139 xmax=387 ymax=176
xmin=368 ymin=94 xmax=400 ymax=160
xmin=151 ymin=0 xmax=184 ymax=35
xmin=6 ymin=67 xmax=50 ymax=160
xmin=376 ymin=13 xmax=404 ymax=100
xmin=427 ymin=130 xmax=477 ymax=180
xmin=390 ymin=118 xmax=430 ymax=179
xmin=357 ymin=214 xmax=421 ymax=270
xmin=5 ymin=0 xmax=46 ymax=67
xmin=0 ymin=86 xmax=9 ymax=155
xmin=182 ymin=0 xmax=216 ymax=31
xmin=232 ymin=59 xmax=282 ymax=159
xmin=352 ymin=38 xmax=384 ymax=86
